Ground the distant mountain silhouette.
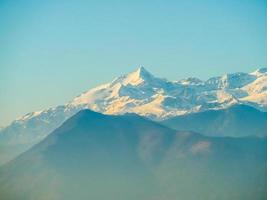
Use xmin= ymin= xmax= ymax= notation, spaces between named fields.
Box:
xmin=0 ymin=109 xmax=267 ymax=200
xmin=162 ymin=104 xmax=267 ymax=137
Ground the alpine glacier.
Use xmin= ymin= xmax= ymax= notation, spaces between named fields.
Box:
xmin=0 ymin=66 xmax=267 ymax=165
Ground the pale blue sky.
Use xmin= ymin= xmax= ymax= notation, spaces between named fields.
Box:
xmin=1 ymin=0 xmax=267 ymax=126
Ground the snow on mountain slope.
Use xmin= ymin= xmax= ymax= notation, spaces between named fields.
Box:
xmin=7 ymin=66 xmax=267 ymax=125
xmin=0 ymin=66 xmax=267 ymax=165
xmin=67 ymin=66 xmax=267 ymax=119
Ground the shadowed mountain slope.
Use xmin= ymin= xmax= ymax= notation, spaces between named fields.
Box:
xmin=162 ymin=104 xmax=267 ymax=137
xmin=0 ymin=109 xmax=267 ymax=200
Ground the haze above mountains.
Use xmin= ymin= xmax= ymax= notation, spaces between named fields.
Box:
xmin=0 ymin=67 xmax=267 ymax=165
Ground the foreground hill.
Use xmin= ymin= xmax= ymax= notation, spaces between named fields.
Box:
xmin=162 ymin=104 xmax=267 ymax=137
xmin=0 ymin=110 xmax=266 ymax=200
xmin=1 ymin=67 xmax=267 ymax=165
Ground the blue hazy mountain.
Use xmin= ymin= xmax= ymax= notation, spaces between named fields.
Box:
xmin=162 ymin=104 xmax=267 ymax=137
xmin=0 ymin=109 xmax=266 ymax=200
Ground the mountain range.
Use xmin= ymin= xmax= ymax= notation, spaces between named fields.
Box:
xmin=1 ymin=109 xmax=266 ymax=200
xmin=163 ymin=104 xmax=267 ymax=137
xmin=0 ymin=67 xmax=267 ymax=165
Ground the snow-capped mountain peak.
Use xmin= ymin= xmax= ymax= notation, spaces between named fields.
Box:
xmin=4 ymin=66 xmax=267 ymax=129
xmin=3 ymin=66 xmax=267 ymax=129
xmin=111 ymin=66 xmax=155 ymax=86
xmin=68 ymin=67 xmax=170 ymax=116
xmin=67 ymin=66 xmax=265 ymax=120
xmin=131 ymin=66 xmax=153 ymax=80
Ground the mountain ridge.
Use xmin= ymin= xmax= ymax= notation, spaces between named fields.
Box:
xmin=0 ymin=66 xmax=267 ymax=165
xmin=162 ymin=104 xmax=267 ymax=137
xmin=4 ymin=66 xmax=267 ymax=127
xmin=1 ymin=109 xmax=267 ymax=200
